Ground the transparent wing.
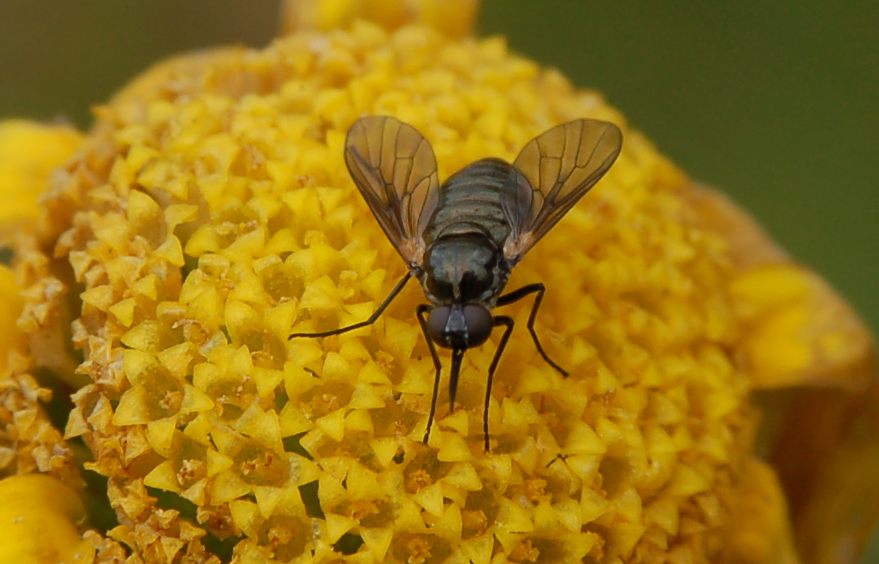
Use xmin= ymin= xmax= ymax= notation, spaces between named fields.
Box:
xmin=345 ymin=116 xmax=441 ymax=268
xmin=502 ymin=119 xmax=622 ymax=261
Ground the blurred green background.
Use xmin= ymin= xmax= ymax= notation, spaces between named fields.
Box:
xmin=0 ymin=0 xmax=876 ymax=560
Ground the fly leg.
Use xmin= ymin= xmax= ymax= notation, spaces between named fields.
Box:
xmin=289 ymin=272 xmax=412 ymax=339
xmin=496 ymin=283 xmax=569 ymax=377
xmin=416 ymin=304 xmax=443 ymax=445
xmin=484 ymin=315 xmax=514 ymax=452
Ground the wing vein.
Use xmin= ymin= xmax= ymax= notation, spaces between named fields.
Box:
xmin=344 ymin=116 xmax=440 ymax=267
xmin=504 ymin=119 xmax=622 ymax=261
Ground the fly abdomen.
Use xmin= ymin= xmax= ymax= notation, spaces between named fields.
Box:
xmin=425 ymin=158 xmax=515 ymax=246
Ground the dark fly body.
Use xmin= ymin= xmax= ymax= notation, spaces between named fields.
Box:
xmin=291 ymin=116 xmax=622 ymax=450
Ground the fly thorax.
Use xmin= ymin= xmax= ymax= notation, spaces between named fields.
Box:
xmin=424 ymin=235 xmax=499 ymax=303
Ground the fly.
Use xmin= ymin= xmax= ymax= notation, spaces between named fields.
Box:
xmin=291 ymin=115 xmax=622 ymax=450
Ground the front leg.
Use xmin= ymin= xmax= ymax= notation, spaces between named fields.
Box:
xmin=289 ymin=272 xmax=412 ymax=339
xmin=416 ymin=304 xmax=443 ymax=445
xmin=496 ymin=283 xmax=569 ymax=377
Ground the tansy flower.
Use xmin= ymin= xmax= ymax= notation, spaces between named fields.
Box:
xmin=1 ymin=1 xmax=877 ymax=562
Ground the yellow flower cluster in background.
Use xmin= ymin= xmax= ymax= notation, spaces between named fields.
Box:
xmin=0 ymin=265 xmax=25 ymax=368
xmin=0 ymin=474 xmax=91 ymax=563
xmin=0 ymin=121 xmax=83 ymax=244
xmin=0 ymin=1 xmax=876 ymax=562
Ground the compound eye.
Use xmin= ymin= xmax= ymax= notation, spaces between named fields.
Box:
xmin=427 ymin=306 xmax=451 ymax=343
xmin=463 ymin=305 xmax=493 ymax=347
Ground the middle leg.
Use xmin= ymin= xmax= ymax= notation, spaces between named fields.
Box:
xmin=497 ymin=283 xmax=568 ymax=377
xmin=416 ymin=304 xmax=443 ymax=445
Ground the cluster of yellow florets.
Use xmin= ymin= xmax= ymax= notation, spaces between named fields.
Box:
xmin=14 ymin=21 xmax=749 ymax=561
xmin=3 ymin=12 xmax=876 ymax=564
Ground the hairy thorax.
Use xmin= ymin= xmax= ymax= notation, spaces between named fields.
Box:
xmin=422 ymin=234 xmax=507 ymax=305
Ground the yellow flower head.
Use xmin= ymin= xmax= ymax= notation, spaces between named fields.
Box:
xmin=1 ymin=1 xmax=877 ymax=562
